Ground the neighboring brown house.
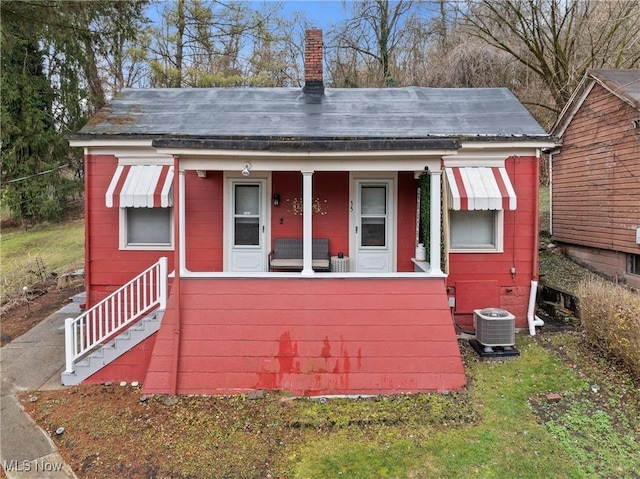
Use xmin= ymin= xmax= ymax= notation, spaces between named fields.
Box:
xmin=550 ymin=69 xmax=640 ymax=288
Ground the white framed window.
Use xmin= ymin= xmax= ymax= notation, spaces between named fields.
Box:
xmin=119 ymin=207 xmax=173 ymax=250
xmin=449 ymin=209 xmax=503 ymax=252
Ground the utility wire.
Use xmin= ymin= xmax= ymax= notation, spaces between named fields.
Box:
xmin=2 ymin=164 xmax=68 ymax=184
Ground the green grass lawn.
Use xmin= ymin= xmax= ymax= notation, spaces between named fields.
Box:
xmin=292 ymin=336 xmax=590 ymax=479
xmin=0 ymin=219 xmax=84 ymax=298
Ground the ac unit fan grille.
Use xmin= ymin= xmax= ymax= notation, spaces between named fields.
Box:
xmin=474 ymin=309 xmax=515 ymax=347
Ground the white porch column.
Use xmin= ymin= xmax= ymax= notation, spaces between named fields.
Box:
xmin=429 ymin=169 xmax=443 ymax=274
xmin=179 ymin=168 xmax=188 ymax=275
xmin=302 ymin=170 xmax=314 ymax=276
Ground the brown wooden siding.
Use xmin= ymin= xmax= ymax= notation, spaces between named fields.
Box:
xmin=552 ymin=83 xmax=640 ymax=254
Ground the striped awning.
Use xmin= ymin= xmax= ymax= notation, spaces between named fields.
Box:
xmin=106 ymin=165 xmax=173 ymax=208
xmin=445 ymin=166 xmax=517 ymax=210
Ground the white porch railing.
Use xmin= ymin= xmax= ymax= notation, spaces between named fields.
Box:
xmin=64 ymin=257 xmax=168 ymax=375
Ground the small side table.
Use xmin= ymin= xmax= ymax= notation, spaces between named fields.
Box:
xmin=331 ymin=256 xmax=350 ymax=272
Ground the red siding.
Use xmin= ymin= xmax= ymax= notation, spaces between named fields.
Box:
xmin=184 ymin=171 xmax=224 ymax=272
xmin=271 ymin=171 xmax=350 ymax=256
xmin=143 ymin=278 xmax=466 ymax=396
xmin=447 ymin=156 xmax=538 ymax=329
xmin=397 ymin=172 xmax=418 ymax=272
xmin=84 ymin=334 xmax=157 ymax=384
xmin=84 ymin=155 xmax=176 ymax=307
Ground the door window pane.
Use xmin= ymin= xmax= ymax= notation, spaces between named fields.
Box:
xmin=361 ymin=186 xmax=386 ymax=215
xmin=235 ymin=217 xmax=259 ymax=246
xmin=362 ymin=217 xmax=386 ymax=246
xmin=235 ymin=185 xmax=259 ymax=215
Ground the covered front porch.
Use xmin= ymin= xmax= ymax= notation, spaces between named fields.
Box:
xmin=151 ymin=145 xmax=456 ymax=279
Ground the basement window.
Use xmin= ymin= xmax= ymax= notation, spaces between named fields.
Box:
xmin=628 ymin=254 xmax=640 ymax=276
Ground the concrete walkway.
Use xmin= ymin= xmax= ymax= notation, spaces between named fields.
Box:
xmin=1 ymin=294 xmax=84 ymax=479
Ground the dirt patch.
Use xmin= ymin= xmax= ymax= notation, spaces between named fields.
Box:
xmin=19 ymin=384 xmax=475 ymax=479
xmin=0 ymin=276 xmax=84 ymax=346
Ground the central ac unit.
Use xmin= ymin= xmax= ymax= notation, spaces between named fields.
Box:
xmin=474 ymin=308 xmax=515 ymax=348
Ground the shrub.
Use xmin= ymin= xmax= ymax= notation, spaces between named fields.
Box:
xmin=577 ymin=278 xmax=640 ymax=378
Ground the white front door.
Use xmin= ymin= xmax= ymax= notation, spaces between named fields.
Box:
xmin=229 ymin=179 xmax=267 ymax=272
xmin=355 ymin=180 xmax=393 ymax=272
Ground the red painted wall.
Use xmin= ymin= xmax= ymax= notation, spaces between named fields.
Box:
xmin=184 ymin=171 xmax=224 ymax=272
xmin=447 ymin=156 xmax=538 ymax=329
xmin=270 ymin=171 xmax=350 ymax=256
xmin=397 ymin=172 xmax=418 ymax=272
xmin=143 ymin=278 xmax=466 ymax=396
xmin=84 ymin=155 xmax=176 ymax=307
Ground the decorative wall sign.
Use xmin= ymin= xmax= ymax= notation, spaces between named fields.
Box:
xmin=286 ymin=197 xmax=328 ymax=215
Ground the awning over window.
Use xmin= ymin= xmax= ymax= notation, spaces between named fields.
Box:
xmin=445 ymin=166 xmax=516 ymax=210
xmin=106 ymin=165 xmax=173 ymax=208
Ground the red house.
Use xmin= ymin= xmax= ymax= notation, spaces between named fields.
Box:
xmin=64 ymin=30 xmax=553 ymax=396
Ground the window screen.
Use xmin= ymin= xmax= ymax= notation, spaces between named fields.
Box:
xmin=126 ymin=207 xmax=171 ymax=246
xmin=450 ymin=210 xmax=496 ymax=249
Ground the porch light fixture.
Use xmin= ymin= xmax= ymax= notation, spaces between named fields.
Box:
xmin=273 ymin=193 xmax=280 ymax=206
xmin=241 ymin=162 xmax=251 ymax=177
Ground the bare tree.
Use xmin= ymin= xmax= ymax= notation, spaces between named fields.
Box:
xmin=459 ymin=0 xmax=640 ymax=113
xmin=328 ymin=0 xmax=427 ymax=87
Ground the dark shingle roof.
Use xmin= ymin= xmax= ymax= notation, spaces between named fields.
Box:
xmin=74 ymin=87 xmax=547 ymax=141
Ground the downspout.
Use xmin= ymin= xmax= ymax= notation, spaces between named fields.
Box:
xmin=528 ymin=150 xmax=544 ymax=335
xmin=170 ymin=157 xmax=182 ymax=394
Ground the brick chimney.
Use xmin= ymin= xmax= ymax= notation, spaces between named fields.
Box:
xmin=303 ymin=29 xmax=324 ymax=96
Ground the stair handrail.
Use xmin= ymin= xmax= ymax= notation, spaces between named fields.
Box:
xmin=64 ymin=257 xmax=168 ymax=375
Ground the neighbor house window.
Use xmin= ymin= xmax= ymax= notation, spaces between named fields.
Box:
xmin=120 ymin=207 xmax=173 ymax=250
xmin=449 ymin=210 xmax=503 ymax=252
xmin=628 ymin=254 xmax=640 ymax=276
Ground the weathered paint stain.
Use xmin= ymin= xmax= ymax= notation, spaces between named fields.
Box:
xmin=255 ymin=366 xmax=278 ymax=390
xmin=277 ymin=331 xmax=298 ymax=376
xmin=332 ymin=359 xmax=340 ymax=374
xmin=357 ymin=347 xmax=363 ymax=370
xmin=321 ymin=336 xmax=331 ymax=358
xmin=340 ymin=350 xmax=351 ymax=388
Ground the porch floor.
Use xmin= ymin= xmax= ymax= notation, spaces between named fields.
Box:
xmin=142 ymin=277 xmax=466 ymax=396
